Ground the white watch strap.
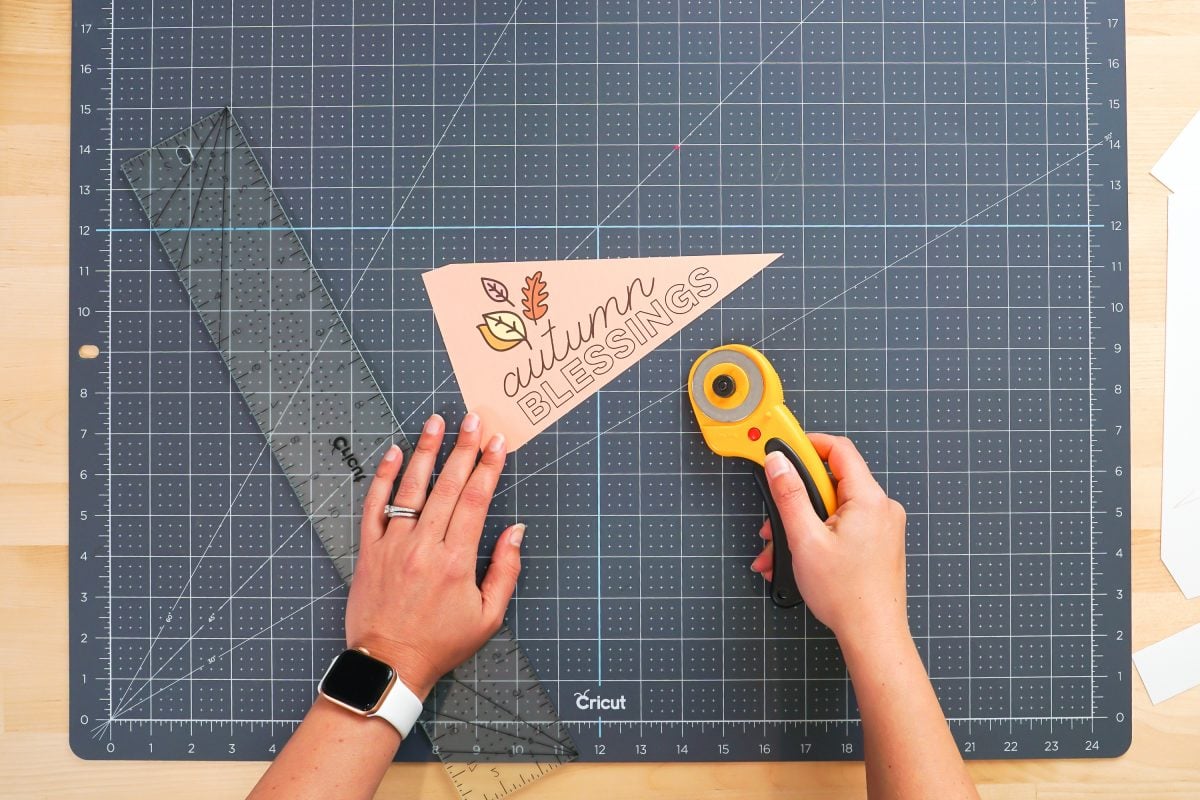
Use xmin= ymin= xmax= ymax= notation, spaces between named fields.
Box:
xmin=371 ymin=677 xmax=425 ymax=738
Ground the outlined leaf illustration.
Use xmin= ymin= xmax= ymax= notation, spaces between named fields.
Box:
xmin=521 ymin=271 xmax=549 ymax=323
xmin=478 ymin=310 xmax=530 ymax=351
xmin=480 ymin=276 xmax=514 ymax=306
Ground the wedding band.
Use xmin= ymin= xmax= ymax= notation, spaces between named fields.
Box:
xmin=384 ymin=505 xmax=420 ymax=519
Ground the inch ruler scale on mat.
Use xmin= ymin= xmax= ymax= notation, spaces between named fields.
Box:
xmin=120 ymin=108 xmax=575 ymax=796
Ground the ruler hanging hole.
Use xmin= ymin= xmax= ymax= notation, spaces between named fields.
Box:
xmin=176 ymin=144 xmax=194 ymax=166
xmin=78 ymin=344 xmax=100 ymax=359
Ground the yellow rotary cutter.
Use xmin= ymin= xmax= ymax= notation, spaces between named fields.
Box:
xmin=688 ymin=344 xmax=837 ymax=608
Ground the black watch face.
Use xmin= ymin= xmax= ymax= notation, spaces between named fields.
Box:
xmin=321 ymin=649 xmax=394 ymax=712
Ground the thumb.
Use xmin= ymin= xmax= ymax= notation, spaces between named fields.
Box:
xmin=480 ymin=523 xmax=524 ymax=627
xmin=763 ymin=451 xmax=826 ymax=544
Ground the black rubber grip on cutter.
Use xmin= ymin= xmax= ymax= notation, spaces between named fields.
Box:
xmin=751 ymin=438 xmax=831 ymax=608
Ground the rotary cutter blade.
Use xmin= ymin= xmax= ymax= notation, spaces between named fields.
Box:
xmin=688 ymin=344 xmax=837 ymax=608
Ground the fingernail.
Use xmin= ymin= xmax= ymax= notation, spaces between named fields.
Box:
xmin=765 ymin=450 xmax=793 ymax=479
xmin=509 ymin=523 xmax=526 ymax=547
xmin=383 ymin=445 xmax=400 ymax=462
xmin=462 ymin=411 xmax=480 ymax=433
xmin=750 ymin=562 xmax=761 ymax=573
xmin=486 ymin=433 xmax=506 ymax=454
xmin=424 ymin=414 xmax=443 ymax=435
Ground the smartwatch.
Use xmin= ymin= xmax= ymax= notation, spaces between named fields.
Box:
xmin=317 ymin=647 xmax=425 ymax=738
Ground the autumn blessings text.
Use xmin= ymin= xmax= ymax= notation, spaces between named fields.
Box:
xmin=505 ymin=266 xmax=720 ymax=424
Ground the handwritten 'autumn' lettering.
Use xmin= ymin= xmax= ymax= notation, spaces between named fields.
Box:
xmin=509 ymin=267 xmax=721 ymax=423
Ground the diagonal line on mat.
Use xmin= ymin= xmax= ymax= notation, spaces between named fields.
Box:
xmin=100 ymin=584 xmax=345 ymax=728
xmin=390 ymin=0 xmax=830 ymax=435
xmin=111 ymin=128 xmax=1107 ymax=718
xmin=108 ymin=394 xmax=446 ymax=720
xmin=110 ymin=0 xmax=1102 ymax=722
xmin=493 ymin=136 xmax=1111 ymax=500
xmin=109 ymin=4 xmax=525 ymax=718
xmin=562 ymin=0 xmax=827 ymax=261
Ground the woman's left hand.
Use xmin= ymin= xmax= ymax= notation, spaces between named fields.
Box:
xmin=344 ymin=412 xmax=524 ymax=699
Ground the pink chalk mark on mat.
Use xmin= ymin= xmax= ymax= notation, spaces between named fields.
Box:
xmin=422 ymin=253 xmax=782 ymax=450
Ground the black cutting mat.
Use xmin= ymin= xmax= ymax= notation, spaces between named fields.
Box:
xmin=69 ymin=0 xmax=1131 ymax=762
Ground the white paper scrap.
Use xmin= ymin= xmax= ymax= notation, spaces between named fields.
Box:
xmin=1161 ymin=193 xmax=1200 ymax=599
xmin=1152 ymin=110 xmax=1200 ymax=193
xmin=1134 ymin=622 xmax=1200 ymax=705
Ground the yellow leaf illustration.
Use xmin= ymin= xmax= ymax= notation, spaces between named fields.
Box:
xmin=478 ymin=310 xmax=530 ymax=351
xmin=477 ymin=323 xmax=522 ymax=352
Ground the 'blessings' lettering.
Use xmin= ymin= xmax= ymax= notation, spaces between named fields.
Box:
xmin=508 ymin=266 xmax=719 ymax=424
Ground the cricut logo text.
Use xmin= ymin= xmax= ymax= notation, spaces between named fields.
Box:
xmin=574 ymin=690 xmax=627 ymax=711
xmin=330 ymin=436 xmax=367 ymax=483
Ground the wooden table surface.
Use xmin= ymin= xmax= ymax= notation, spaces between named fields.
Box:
xmin=2 ymin=0 xmax=1198 ymax=796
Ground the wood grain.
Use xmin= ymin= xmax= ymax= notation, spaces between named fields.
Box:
xmin=1 ymin=0 xmax=1197 ymax=796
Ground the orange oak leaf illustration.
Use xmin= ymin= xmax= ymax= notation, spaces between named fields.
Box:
xmin=521 ymin=271 xmax=549 ymax=323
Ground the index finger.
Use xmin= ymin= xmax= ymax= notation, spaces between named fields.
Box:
xmin=807 ymin=433 xmax=884 ymax=502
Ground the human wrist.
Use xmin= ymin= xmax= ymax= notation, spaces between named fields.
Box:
xmin=833 ymin=606 xmax=913 ymax=660
xmin=313 ymin=691 xmax=404 ymax=746
xmin=349 ymin=636 xmax=441 ymax=700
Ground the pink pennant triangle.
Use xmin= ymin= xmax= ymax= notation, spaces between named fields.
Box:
xmin=422 ymin=253 xmax=782 ymax=450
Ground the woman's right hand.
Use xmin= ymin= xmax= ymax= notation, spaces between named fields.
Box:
xmin=753 ymin=435 xmax=980 ymax=800
xmin=750 ymin=433 xmax=909 ymax=644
